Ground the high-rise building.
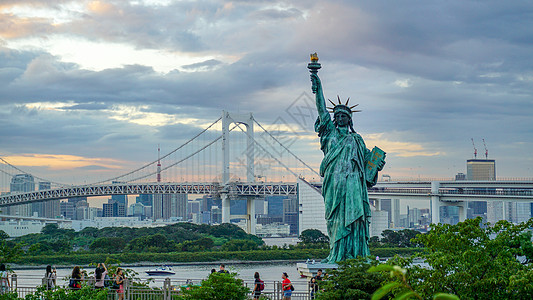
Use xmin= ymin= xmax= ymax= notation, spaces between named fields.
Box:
xmin=9 ymin=174 xmax=35 ymax=216
xmin=283 ymin=195 xmax=298 ymax=235
xmin=211 ymin=206 xmax=222 ymax=224
xmin=36 ymin=182 xmax=60 ymax=218
xmin=370 ymin=210 xmax=389 ymax=237
xmin=137 ymin=194 xmax=153 ymax=206
xmin=508 ymin=202 xmax=531 ymax=224
xmin=75 ymin=200 xmax=89 ymax=220
xmin=266 ymin=196 xmax=285 ymax=217
xmin=487 ymin=201 xmax=504 ymax=224
xmin=467 ymin=159 xmax=496 ymax=180
xmin=380 ymin=199 xmax=392 ymax=226
xmin=153 ymin=194 xmax=184 ymax=220
xmin=298 ymin=177 xmax=327 ymax=236
xmin=60 ymin=202 xmax=75 ymax=219
xmin=170 ymin=194 xmax=188 ymax=221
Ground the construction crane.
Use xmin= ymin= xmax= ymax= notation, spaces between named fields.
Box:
xmin=483 ymin=139 xmax=488 ymax=159
xmin=471 ymin=138 xmax=477 ymax=159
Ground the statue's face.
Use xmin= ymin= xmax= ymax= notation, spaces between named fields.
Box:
xmin=334 ymin=112 xmax=351 ymax=127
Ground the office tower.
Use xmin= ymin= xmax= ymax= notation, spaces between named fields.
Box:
xmin=188 ymin=200 xmax=201 ymax=221
xmin=466 ymin=159 xmax=496 ymax=180
xmin=266 ymin=196 xmax=285 ymax=217
xmin=440 ymin=206 xmax=459 ymax=225
xmin=408 ymin=207 xmax=421 ymax=227
xmin=170 ymin=193 xmax=188 ymax=221
xmin=102 ymin=201 xmax=121 ymax=218
xmin=283 ymin=195 xmax=298 ymax=235
xmin=230 ymin=198 xmax=247 ymax=215
xmin=9 ymin=174 xmax=35 ymax=216
xmin=137 ymin=194 xmax=153 ymax=206
xmin=392 ymin=199 xmax=400 ymax=228
xmin=211 ymin=206 xmax=222 ymax=224
xmin=37 ymin=182 xmax=60 ymax=218
xmin=508 ymin=202 xmax=531 ymax=224
xmin=75 ymin=200 xmax=89 ymax=220
xmin=200 ymin=195 xmax=216 ymax=213
xmin=298 ymin=177 xmax=327 ymax=236
xmin=370 ymin=210 xmax=388 ymax=237
xmin=152 ymin=194 xmax=172 ymax=220
xmin=487 ymin=201 xmax=504 ymax=224
xmin=467 ymin=201 xmax=487 ymax=219
xmin=380 ymin=199 xmax=392 ymax=225
xmin=60 ymin=202 xmax=75 ymax=219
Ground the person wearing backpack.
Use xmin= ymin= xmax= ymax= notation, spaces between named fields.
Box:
xmin=253 ymin=272 xmax=264 ymax=299
xmin=45 ymin=265 xmax=56 ymax=290
xmin=69 ymin=266 xmax=83 ymax=290
xmin=281 ymin=272 xmax=293 ymax=300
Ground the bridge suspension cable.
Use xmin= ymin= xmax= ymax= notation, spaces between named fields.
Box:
xmin=122 ymin=123 xmax=239 ymax=183
xmin=91 ymin=117 xmax=222 ymax=185
xmin=253 ymin=119 xmax=320 ymax=177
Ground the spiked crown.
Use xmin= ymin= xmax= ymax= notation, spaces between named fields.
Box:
xmin=326 ymin=95 xmax=361 ymax=116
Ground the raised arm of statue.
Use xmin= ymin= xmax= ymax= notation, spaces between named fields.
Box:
xmin=310 ymin=73 xmax=330 ymax=122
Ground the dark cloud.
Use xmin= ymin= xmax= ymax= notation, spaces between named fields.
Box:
xmin=1 ymin=0 xmax=533 ymax=178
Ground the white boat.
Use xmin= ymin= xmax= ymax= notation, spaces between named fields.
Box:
xmin=145 ymin=266 xmax=176 ymax=276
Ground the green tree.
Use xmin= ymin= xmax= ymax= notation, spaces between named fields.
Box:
xmin=380 ymin=229 xmax=421 ymax=248
xmin=221 ymin=239 xmax=259 ymax=251
xmin=300 ymin=229 xmax=330 ymax=244
xmin=397 ymin=217 xmax=533 ymax=299
xmin=176 ymin=272 xmax=250 ymax=300
xmin=317 ymin=257 xmax=387 ymax=300
xmin=89 ymin=237 xmax=126 ymax=253
xmin=178 ymin=237 xmax=214 ymax=252
xmin=126 ymin=233 xmax=177 ymax=252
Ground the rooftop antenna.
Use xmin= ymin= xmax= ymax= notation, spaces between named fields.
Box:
xmin=482 ymin=138 xmax=488 ymax=159
xmin=471 ymin=138 xmax=477 ymax=159
xmin=157 ymin=145 xmax=161 ymax=182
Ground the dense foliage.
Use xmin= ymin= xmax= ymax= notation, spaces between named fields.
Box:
xmin=370 ymin=229 xmax=422 ymax=248
xmin=13 ymin=222 xmax=263 ymax=256
xmin=317 ymin=258 xmax=387 ymax=300
xmin=391 ymin=217 xmax=533 ymax=299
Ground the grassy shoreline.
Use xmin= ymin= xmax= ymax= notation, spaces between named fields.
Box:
xmin=11 ymin=248 xmax=421 ymax=267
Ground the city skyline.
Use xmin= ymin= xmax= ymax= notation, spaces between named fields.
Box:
xmin=1 ymin=1 xmax=532 ymax=184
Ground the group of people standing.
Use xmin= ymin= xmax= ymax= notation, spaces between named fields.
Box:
xmin=208 ymin=263 xmax=324 ymax=300
xmin=42 ymin=263 xmax=125 ymax=299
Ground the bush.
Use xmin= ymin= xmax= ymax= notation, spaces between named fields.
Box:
xmin=175 ymin=271 xmax=249 ymax=300
xmin=317 ymin=257 xmax=387 ymax=300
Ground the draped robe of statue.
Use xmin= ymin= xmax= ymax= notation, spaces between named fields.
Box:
xmin=314 ymin=105 xmax=377 ymax=263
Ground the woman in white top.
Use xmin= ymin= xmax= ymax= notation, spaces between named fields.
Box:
xmin=45 ymin=265 xmax=56 ymax=290
xmin=94 ymin=263 xmax=108 ymax=289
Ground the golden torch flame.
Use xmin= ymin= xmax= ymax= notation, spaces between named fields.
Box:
xmin=310 ymin=52 xmax=319 ymax=63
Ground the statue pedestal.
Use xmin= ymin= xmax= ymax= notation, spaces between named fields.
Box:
xmin=296 ymin=261 xmax=338 ymax=278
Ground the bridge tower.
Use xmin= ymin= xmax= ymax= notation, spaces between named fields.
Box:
xmin=221 ymin=111 xmax=257 ymax=234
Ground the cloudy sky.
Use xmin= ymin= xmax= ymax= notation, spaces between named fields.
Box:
xmin=1 ymin=0 xmax=533 ymax=186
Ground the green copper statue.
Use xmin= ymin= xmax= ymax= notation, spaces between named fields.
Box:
xmin=308 ymin=53 xmax=385 ymax=263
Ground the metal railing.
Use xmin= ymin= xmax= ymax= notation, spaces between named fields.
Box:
xmin=1 ymin=274 xmax=316 ymax=300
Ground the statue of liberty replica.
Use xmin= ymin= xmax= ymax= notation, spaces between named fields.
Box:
xmin=308 ymin=53 xmax=386 ymax=263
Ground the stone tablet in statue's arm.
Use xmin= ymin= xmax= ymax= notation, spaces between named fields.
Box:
xmin=365 ymin=147 xmax=386 ymax=187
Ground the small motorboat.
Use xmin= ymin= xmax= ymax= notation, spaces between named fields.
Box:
xmin=145 ymin=266 xmax=176 ymax=276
